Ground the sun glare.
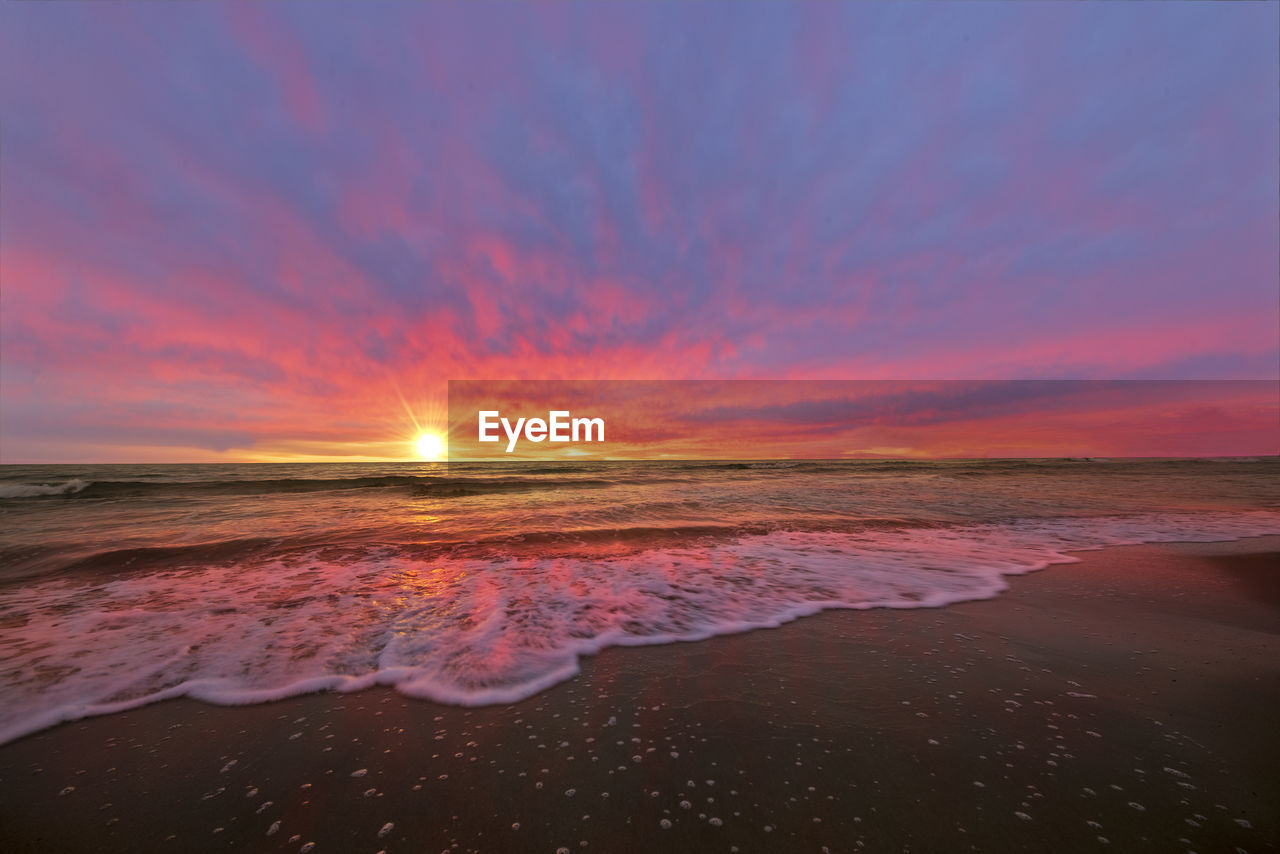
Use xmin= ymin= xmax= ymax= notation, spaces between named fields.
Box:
xmin=415 ymin=432 xmax=445 ymax=461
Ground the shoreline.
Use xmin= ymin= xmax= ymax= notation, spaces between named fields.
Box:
xmin=2 ymin=536 xmax=1277 ymax=852
xmin=2 ymin=528 xmax=1274 ymax=747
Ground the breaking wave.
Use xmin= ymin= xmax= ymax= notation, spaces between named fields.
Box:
xmin=1 ymin=509 xmax=1276 ymax=746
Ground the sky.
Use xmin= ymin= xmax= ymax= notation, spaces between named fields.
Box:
xmin=1 ymin=2 xmax=1276 ymax=463
xmin=446 ymin=380 xmax=1277 ymax=460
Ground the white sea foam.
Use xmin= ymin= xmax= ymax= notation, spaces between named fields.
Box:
xmin=0 ymin=510 xmax=1276 ymax=745
xmin=0 ymin=479 xmax=90 ymax=498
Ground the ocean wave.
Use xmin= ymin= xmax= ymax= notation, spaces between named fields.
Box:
xmin=412 ymin=478 xmax=614 ymax=497
xmin=0 ymin=481 xmax=90 ymax=501
xmin=0 ymin=479 xmax=90 ymax=498
xmin=2 ymin=518 xmax=959 ymax=583
xmin=1 ymin=509 xmax=1276 ymax=746
xmin=0 ymin=475 xmax=616 ymax=501
xmin=47 ymin=538 xmax=299 ymax=578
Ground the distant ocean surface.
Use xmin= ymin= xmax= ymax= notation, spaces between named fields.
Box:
xmin=2 ymin=458 xmax=1278 ymax=745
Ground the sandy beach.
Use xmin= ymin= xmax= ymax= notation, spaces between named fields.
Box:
xmin=1 ymin=536 xmax=1276 ymax=853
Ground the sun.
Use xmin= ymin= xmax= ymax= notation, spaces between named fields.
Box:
xmin=415 ymin=432 xmax=446 ymax=461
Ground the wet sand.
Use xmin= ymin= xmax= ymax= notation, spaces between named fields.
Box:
xmin=1 ymin=537 xmax=1277 ymax=853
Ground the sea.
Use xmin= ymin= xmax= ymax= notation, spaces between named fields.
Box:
xmin=1 ymin=458 xmax=1277 ymax=745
